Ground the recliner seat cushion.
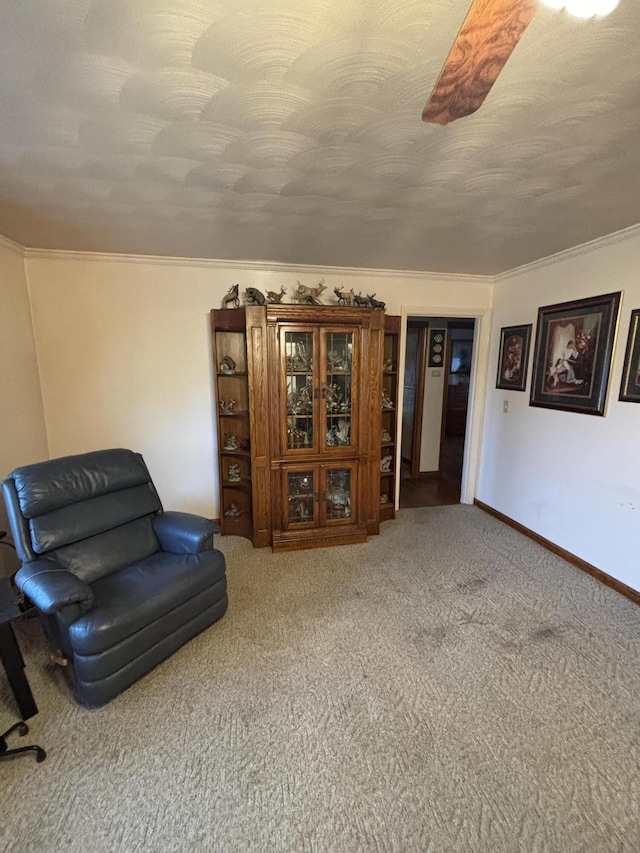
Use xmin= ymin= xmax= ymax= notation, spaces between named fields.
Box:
xmin=68 ymin=549 xmax=227 ymax=656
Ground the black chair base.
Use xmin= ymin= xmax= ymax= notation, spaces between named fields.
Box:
xmin=0 ymin=721 xmax=46 ymax=763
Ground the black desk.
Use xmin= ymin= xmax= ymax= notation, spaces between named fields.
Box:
xmin=0 ymin=576 xmax=38 ymax=720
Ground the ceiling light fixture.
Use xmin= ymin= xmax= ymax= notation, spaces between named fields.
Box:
xmin=539 ymin=0 xmax=619 ymax=18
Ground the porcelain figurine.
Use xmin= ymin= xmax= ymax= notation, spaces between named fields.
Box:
xmin=219 ymin=399 xmax=236 ymax=413
xmin=222 ymin=283 xmax=240 ymax=309
xmin=224 ymin=503 xmax=243 ymax=517
xmin=244 ymin=287 xmax=266 ymax=306
xmin=380 ymin=455 xmax=392 ymax=472
xmin=223 ymin=434 xmax=238 ymax=450
xmin=266 ymin=286 xmax=286 ymax=303
xmin=219 ymin=355 xmax=236 ymax=373
xmin=227 ymin=464 xmax=241 ymax=482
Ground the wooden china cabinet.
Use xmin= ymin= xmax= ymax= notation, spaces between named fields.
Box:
xmin=211 ymin=304 xmax=385 ymax=551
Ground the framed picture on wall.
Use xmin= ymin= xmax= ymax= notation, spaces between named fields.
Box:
xmin=530 ymin=291 xmax=622 ymax=416
xmin=496 ymin=324 xmax=532 ymax=391
xmin=619 ymin=308 xmax=640 ymax=403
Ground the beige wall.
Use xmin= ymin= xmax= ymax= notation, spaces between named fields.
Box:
xmin=478 ymin=227 xmax=640 ymax=590
xmin=25 ymin=253 xmax=492 ymax=518
xmin=0 ymin=238 xmax=48 ymax=574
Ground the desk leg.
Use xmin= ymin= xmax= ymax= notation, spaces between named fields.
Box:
xmin=0 ymin=623 xmax=38 ymax=720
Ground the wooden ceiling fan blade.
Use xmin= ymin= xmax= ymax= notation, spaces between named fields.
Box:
xmin=423 ymin=0 xmax=538 ymax=125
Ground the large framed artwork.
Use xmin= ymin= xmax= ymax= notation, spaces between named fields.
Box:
xmin=619 ymin=309 xmax=640 ymax=403
xmin=496 ymin=324 xmax=532 ymax=391
xmin=530 ymin=291 xmax=622 ymax=416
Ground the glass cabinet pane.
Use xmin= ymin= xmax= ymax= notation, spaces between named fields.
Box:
xmin=325 ymin=332 xmax=353 ymax=449
xmin=287 ymin=470 xmax=315 ymax=525
xmin=325 ymin=468 xmax=351 ymax=521
xmin=285 ymin=331 xmax=314 ymax=450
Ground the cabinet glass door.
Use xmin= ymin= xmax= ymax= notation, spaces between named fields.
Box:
xmin=284 ymin=330 xmax=315 ymax=452
xmin=324 ymin=331 xmax=355 ymax=452
xmin=284 ymin=468 xmax=318 ymax=528
xmin=324 ymin=465 xmax=355 ymax=525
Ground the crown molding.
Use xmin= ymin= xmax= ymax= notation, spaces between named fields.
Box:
xmin=495 ymin=223 xmax=640 ymax=282
xmin=22 ymin=245 xmax=492 ymax=285
xmin=0 ymin=233 xmax=25 ymax=257
xmin=13 ymin=221 xmax=640 ymax=282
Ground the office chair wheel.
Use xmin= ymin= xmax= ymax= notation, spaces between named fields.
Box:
xmin=0 ymin=721 xmax=46 ymax=763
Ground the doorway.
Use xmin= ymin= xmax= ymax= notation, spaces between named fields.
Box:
xmin=399 ymin=318 xmax=475 ymax=509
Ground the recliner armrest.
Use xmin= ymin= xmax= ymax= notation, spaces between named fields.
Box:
xmin=15 ymin=559 xmax=95 ymax=616
xmin=153 ymin=511 xmax=219 ymax=554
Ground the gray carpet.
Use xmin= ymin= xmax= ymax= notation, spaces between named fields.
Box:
xmin=2 ymin=506 xmax=639 ymax=852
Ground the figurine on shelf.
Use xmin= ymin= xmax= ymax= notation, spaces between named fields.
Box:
xmin=327 ymin=350 xmax=350 ymax=372
xmin=223 ymin=434 xmax=238 ymax=450
xmin=381 ymin=427 xmax=393 ymax=444
xmin=244 ymin=287 xmax=266 ymax=306
xmin=382 ymin=390 xmax=394 ymax=410
xmin=227 ymin=464 xmax=241 ymax=482
xmin=266 ymin=285 xmax=286 ymax=303
xmin=219 ymin=399 xmax=236 ymax=413
xmin=293 ymin=339 xmax=312 ymax=372
xmin=288 ymin=382 xmax=313 ymax=415
xmin=333 ymin=287 xmax=355 ymax=306
xmin=224 ymin=503 xmax=243 ymax=517
xmin=368 ymin=293 xmax=385 ymax=310
xmin=383 ymin=357 xmax=393 ymax=372
xmin=325 ymin=383 xmax=344 ymax=412
xmin=287 ymin=419 xmax=310 ymax=448
xmin=296 ymin=500 xmax=311 ymax=521
xmin=336 ymin=419 xmax=350 ymax=445
xmin=380 ymin=494 xmax=389 ymax=504
xmin=354 ymin=292 xmax=370 ymax=307
xmin=222 ymin=283 xmax=240 ymax=309
xmin=295 ymin=279 xmax=326 ymax=304
xmin=219 ymin=355 xmax=236 ymax=373
xmin=380 ymin=455 xmax=392 ymax=472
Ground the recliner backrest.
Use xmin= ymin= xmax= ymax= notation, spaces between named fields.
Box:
xmin=3 ymin=449 xmax=163 ymax=583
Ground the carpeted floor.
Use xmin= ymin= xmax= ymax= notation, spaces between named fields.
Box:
xmin=2 ymin=506 xmax=639 ymax=852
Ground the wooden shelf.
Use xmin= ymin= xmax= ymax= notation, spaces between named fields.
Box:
xmin=217 ymin=371 xmax=248 ymax=377
xmin=220 ymin=449 xmax=251 ymax=457
xmin=221 ymin=479 xmax=252 ymax=490
xmin=379 ymin=314 xmax=400 ymax=523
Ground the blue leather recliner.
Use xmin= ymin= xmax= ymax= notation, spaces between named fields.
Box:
xmin=2 ymin=448 xmax=227 ymax=707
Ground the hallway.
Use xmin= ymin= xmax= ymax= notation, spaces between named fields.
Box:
xmin=399 ymin=437 xmax=463 ymax=509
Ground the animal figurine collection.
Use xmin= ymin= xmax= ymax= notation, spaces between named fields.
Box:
xmin=221 ymin=282 xmax=385 ymax=310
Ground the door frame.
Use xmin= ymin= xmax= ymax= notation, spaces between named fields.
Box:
xmin=396 ymin=305 xmax=491 ymax=509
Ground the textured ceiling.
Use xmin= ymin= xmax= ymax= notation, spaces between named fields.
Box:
xmin=0 ymin=1 xmax=639 ymax=274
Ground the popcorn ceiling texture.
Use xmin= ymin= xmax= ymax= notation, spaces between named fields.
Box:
xmin=0 ymin=1 xmax=639 ymax=273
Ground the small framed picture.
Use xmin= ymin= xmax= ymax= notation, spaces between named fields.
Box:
xmin=619 ymin=309 xmax=640 ymax=403
xmin=496 ymin=324 xmax=532 ymax=391
xmin=530 ymin=291 xmax=622 ymax=416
